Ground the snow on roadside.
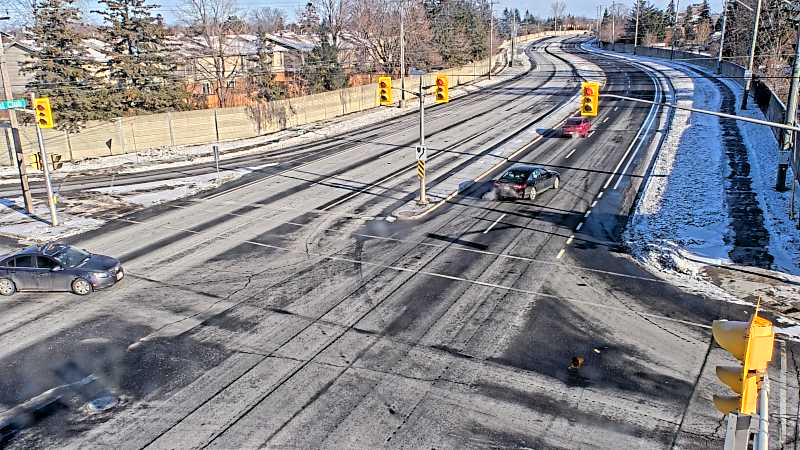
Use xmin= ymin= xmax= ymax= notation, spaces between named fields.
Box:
xmin=625 ymin=62 xmax=733 ymax=275
xmin=0 ymin=166 xmax=264 ymax=244
xmin=715 ymin=77 xmax=800 ymax=274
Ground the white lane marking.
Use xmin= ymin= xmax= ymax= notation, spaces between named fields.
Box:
xmin=114 ymin=217 xmax=714 ymax=330
xmin=483 ymin=213 xmax=506 ymax=234
xmin=576 ymin=222 xmax=583 ymax=231
xmin=565 ymin=148 xmax=577 ymax=159
xmin=780 ymin=341 xmax=788 ymax=444
xmin=597 ymin=191 xmax=604 ymax=199
xmin=587 ymin=45 xmax=664 ymax=193
xmin=602 ymin=117 xmax=609 ymax=124
xmin=566 ymin=235 xmax=574 ymax=245
xmin=556 ymin=248 xmax=565 ymax=259
xmin=590 ymin=200 xmax=597 ymax=208
xmin=614 ymin=107 xmax=619 ymax=112
xmin=584 ymin=210 xmax=591 ymax=218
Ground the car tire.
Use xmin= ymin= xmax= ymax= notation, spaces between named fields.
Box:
xmin=553 ymin=177 xmax=560 ymax=189
xmin=0 ymin=278 xmax=16 ymax=296
xmin=529 ymin=187 xmax=537 ymax=201
xmin=71 ymin=278 xmax=92 ymax=296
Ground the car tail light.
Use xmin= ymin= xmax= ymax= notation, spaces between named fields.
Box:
xmin=514 ymin=184 xmax=525 ymax=190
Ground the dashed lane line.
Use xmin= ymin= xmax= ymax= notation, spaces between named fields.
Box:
xmin=483 ymin=213 xmax=506 ymax=234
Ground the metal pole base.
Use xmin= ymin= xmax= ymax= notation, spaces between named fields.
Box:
xmin=776 ymin=164 xmax=789 ymax=191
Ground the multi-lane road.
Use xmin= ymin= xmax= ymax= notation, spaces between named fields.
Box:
xmin=0 ymin=35 xmax=797 ymax=449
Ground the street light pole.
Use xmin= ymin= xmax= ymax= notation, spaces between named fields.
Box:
xmin=634 ymin=0 xmax=641 ymax=55
xmin=742 ymin=0 xmax=763 ymax=110
xmin=399 ymin=1 xmax=406 ymax=108
xmin=717 ymin=0 xmax=729 ymax=74
xmin=670 ymin=0 xmax=680 ymax=60
xmin=778 ymin=18 xmax=800 ymax=191
xmin=0 ymin=20 xmax=34 ymax=213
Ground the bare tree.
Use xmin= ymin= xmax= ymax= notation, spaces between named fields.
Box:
xmin=350 ymin=0 xmax=434 ymax=73
xmin=550 ymin=0 xmax=566 ymax=31
xmin=250 ymin=7 xmax=286 ymax=34
xmin=181 ymin=0 xmax=243 ymax=107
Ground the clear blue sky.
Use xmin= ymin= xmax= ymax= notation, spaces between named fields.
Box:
xmin=148 ymin=0 xmax=726 ymax=22
xmin=2 ymin=0 xmax=726 ymax=26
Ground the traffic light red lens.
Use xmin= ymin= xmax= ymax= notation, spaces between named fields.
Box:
xmin=36 ymin=105 xmax=45 ymax=111
xmin=437 ymin=79 xmax=445 ymax=86
xmin=380 ymin=81 xmax=388 ymax=88
xmin=584 ymin=88 xmax=594 ymax=96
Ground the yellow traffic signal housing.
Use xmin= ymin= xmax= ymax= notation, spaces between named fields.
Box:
xmin=378 ymin=76 xmax=392 ymax=106
xmin=33 ymin=97 xmax=54 ymax=129
xmin=30 ymin=153 xmax=43 ymax=171
xmin=711 ymin=313 xmax=775 ymax=415
xmin=435 ymin=74 xmax=449 ymax=103
xmin=581 ymin=81 xmax=600 ymax=117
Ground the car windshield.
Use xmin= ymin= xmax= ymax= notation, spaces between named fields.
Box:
xmin=49 ymin=246 xmax=90 ymax=268
xmin=499 ymin=169 xmax=531 ymax=183
xmin=566 ymin=118 xmax=584 ymax=126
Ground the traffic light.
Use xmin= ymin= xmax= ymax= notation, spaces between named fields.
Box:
xmin=711 ymin=311 xmax=775 ymax=415
xmin=378 ymin=76 xmax=392 ymax=106
xmin=33 ymin=97 xmax=54 ymax=129
xmin=50 ymin=154 xmax=63 ymax=171
xmin=435 ymin=74 xmax=449 ymax=104
xmin=581 ymin=81 xmax=600 ymax=117
xmin=30 ymin=154 xmax=43 ymax=171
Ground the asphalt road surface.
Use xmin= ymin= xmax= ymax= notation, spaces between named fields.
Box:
xmin=0 ymin=36 xmax=798 ymax=449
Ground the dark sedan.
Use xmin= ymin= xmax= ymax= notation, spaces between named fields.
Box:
xmin=493 ymin=164 xmax=560 ymax=201
xmin=0 ymin=243 xmax=124 ymax=296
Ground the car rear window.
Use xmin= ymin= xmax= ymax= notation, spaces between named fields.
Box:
xmin=566 ymin=118 xmax=584 ymax=126
xmin=499 ymin=170 xmax=531 ymax=182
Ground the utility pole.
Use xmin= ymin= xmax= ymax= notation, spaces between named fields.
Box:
xmin=0 ymin=20 xmax=34 ymax=213
xmin=717 ymin=0 xmax=729 ymax=74
xmin=596 ymin=6 xmax=602 ymax=40
xmin=778 ymin=17 xmax=800 ymax=191
xmin=671 ymin=0 xmax=680 ymax=60
xmin=399 ymin=1 xmax=406 ymax=108
xmin=611 ymin=5 xmax=616 ymax=51
xmin=488 ymin=0 xmax=494 ymax=80
xmin=30 ymin=93 xmax=57 ymax=227
xmin=510 ymin=12 xmax=516 ymax=67
xmin=633 ymin=1 xmax=641 ymax=55
xmin=742 ymin=0 xmax=763 ymax=110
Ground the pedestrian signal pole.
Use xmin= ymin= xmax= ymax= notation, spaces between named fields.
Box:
xmin=31 ymin=94 xmax=58 ymax=227
xmin=417 ymin=76 xmax=427 ymax=205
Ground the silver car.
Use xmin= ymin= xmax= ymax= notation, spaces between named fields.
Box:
xmin=0 ymin=243 xmax=124 ymax=296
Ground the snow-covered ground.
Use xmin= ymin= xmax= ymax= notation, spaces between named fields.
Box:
xmin=0 ymin=166 xmax=260 ymax=244
xmin=618 ymin=52 xmax=800 ymax=277
xmin=625 ymin=61 xmax=733 ymax=272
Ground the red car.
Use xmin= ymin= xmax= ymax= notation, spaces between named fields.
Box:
xmin=562 ymin=117 xmax=592 ymax=138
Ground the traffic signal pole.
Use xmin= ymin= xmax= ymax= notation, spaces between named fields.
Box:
xmin=418 ymin=77 xmax=427 ymax=205
xmin=31 ymin=93 xmax=58 ymax=227
xmin=0 ymin=29 xmax=34 ymax=213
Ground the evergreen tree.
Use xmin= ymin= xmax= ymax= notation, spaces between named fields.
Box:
xmin=297 ymin=2 xmax=320 ymax=34
xmin=23 ymin=0 xmax=101 ymax=132
xmin=302 ymin=22 xmax=346 ymax=93
xmin=252 ymin=32 xmax=284 ymax=100
xmin=94 ymin=0 xmax=187 ymax=115
xmin=665 ymin=0 xmax=676 ymax=25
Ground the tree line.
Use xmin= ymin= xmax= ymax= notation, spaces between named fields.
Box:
xmin=12 ymin=0 xmax=531 ymax=131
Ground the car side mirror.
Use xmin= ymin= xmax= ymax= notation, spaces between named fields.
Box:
xmin=52 ymin=266 xmax=63 ymax=272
